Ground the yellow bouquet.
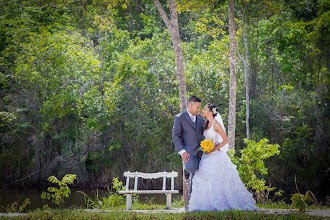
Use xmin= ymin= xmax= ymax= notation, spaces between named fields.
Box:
xmin=200 ymin=139 xmax=214 ymax=153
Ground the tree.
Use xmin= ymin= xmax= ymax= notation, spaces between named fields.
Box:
xmin=237 ymin=24 xmax=250 ymax=139
xmin=228 ymin=0 xmax=237 ymax=149
xmin=153 ymin=0 xmax=189 ymax=210
xmin=153 ymin=0 xmax=187 ymax=111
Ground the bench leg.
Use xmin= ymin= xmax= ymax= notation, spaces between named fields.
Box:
xmin=126 ymin=194 xmax=132 ymax=210
xmin=166 ymin=193 xmax=172 ymax=209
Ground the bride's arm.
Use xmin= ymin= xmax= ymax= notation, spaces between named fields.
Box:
xmin=211 ymin=121 xmax=229 ymax=152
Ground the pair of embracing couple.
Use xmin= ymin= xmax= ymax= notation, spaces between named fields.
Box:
xmin=172 ymin=96 xmax=259 ymax=212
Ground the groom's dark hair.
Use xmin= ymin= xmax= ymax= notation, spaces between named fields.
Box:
xmin=187 ymin=95 xmax=201 ymax=104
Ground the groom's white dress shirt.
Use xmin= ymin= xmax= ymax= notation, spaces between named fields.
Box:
xmin=178 ymin=109 xmax=196 ymax=156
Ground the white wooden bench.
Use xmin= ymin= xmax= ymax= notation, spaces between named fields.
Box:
xmin=118 ymin=171 xmax=179 ymax=210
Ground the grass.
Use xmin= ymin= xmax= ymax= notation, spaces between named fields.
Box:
xmin=1 ymin=191 xmax=328 ymax=219
xmin=76 ymin=190 xmax=185 ymax=211
xmin=257 ymin=200 xmax=329 ymax=210
xmin=106 ymin=199 xmax=328 ymax=211
xmin=1 ymin=208 xmax=325 ymax=220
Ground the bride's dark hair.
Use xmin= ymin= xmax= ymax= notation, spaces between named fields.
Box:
xmin=203 ymin=103 xmax=219 ymax=131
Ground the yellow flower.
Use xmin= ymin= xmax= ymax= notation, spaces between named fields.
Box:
xmin=200 ymin=139 xmax=214 ymax=153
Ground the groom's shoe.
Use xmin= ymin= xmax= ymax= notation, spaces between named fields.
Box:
xmin=184 ymin=169 xmax=190 ymax=179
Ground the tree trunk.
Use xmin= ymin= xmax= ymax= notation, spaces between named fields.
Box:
xmin=153 ymin=0 xmax=189 ymax=210
xmin=243 ymin=24 xmax=250 ymax=140
xmin=249 ymin=15 xmax=259 ymax=99
xmin=237 ymin=24 xmax=250 ymax=139
xmin=228 ymin=0 xmax=237 ymax=150
xmin=99 ymin=44 xmax=104 ymax=97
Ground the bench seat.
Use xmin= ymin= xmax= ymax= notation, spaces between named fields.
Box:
xmin=119 ymin=190 xmax=179 ymax=194
xmin=118 ymin=171 xmax=179 ymax=210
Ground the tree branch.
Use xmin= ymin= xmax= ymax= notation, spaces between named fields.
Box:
xmin=153 ymin=0 xmax=172 ymax=30
xmin=168 ymin=0 xmax=178 ymax=29
xmin=236 ymin=42 xmax=244 ymax=63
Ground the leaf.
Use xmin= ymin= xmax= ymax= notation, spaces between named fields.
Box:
xmin=41 ymin=192 xmax=46 ymax=199
xmin=48 ymin=176 xmax=60 ymax=184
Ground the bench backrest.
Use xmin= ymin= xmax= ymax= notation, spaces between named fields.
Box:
xmin=123 ymin=171 xmax=178 ymax=191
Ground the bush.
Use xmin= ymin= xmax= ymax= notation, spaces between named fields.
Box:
xmin=41 ymin=174 xmax=77 ymax=208
xmin=229 ymin=138 xmax=282 ymax=204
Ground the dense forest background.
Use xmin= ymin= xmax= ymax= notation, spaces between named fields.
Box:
xmin=0 ymin=0 xmax=329 ymax=199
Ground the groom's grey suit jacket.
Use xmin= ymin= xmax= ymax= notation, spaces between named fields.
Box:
xmin=172 ymin=110 xmax=204 ymax=156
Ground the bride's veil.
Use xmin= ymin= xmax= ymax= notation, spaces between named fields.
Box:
xmin=215 ymin=113 xmax=229 ymax=152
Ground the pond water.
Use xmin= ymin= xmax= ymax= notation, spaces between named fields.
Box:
xmin=0 ymin=188 xmax=183 ymax=211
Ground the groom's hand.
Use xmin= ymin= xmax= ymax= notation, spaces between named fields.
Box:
xmin=181 ymin=152 xmax=190 ymax=162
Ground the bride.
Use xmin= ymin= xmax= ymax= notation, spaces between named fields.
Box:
xmin=188 ymin=103 xmax=259 ymax=212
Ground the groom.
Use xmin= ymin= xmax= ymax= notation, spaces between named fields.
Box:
xmin=172 ymin=96 xmax=204 ymax=190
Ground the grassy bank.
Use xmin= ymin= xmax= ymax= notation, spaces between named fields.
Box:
xmin=1 ymin=209 xmax=325 ymax=220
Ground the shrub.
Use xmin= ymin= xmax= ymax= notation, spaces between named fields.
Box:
xmin=41 ymin=174 xmax=77 ymax=208
xmin=229 ymin=138 xmax=282 ymax=204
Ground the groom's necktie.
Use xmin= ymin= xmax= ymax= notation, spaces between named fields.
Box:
xmin=190 ymin=115 xmax=196 ymax=123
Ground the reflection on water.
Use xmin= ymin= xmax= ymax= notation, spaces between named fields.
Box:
xmin=0 ymin=188 xmax=182 ymax=211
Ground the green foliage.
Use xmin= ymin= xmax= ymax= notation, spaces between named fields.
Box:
xmin=229 ymin=138 xmax=280 ymax=189
xmin=172 ymin=196 xmax=185 ymax=208
xmin=41 ymin=174 xmax=77 ymax=207
xmin=291 ymin=190 xmax=316 ymax=213
xmin=80 ymin=177 xmax=127 ymax=209
xmin=4 ymin=198 xmax=30 ymax=213
xmin=257 ymin=200 xmax=291 ymax=209
xmin=0 ymin=0 xmax=328 ymax=197
xmin=229 ymin=138 xmax=283 ymax=204
xmin=112 ymin=177 xmax=125 ymax=193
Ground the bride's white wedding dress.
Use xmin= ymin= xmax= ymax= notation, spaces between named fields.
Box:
xmin=188 ymin=119 xmax=259 ymax=212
